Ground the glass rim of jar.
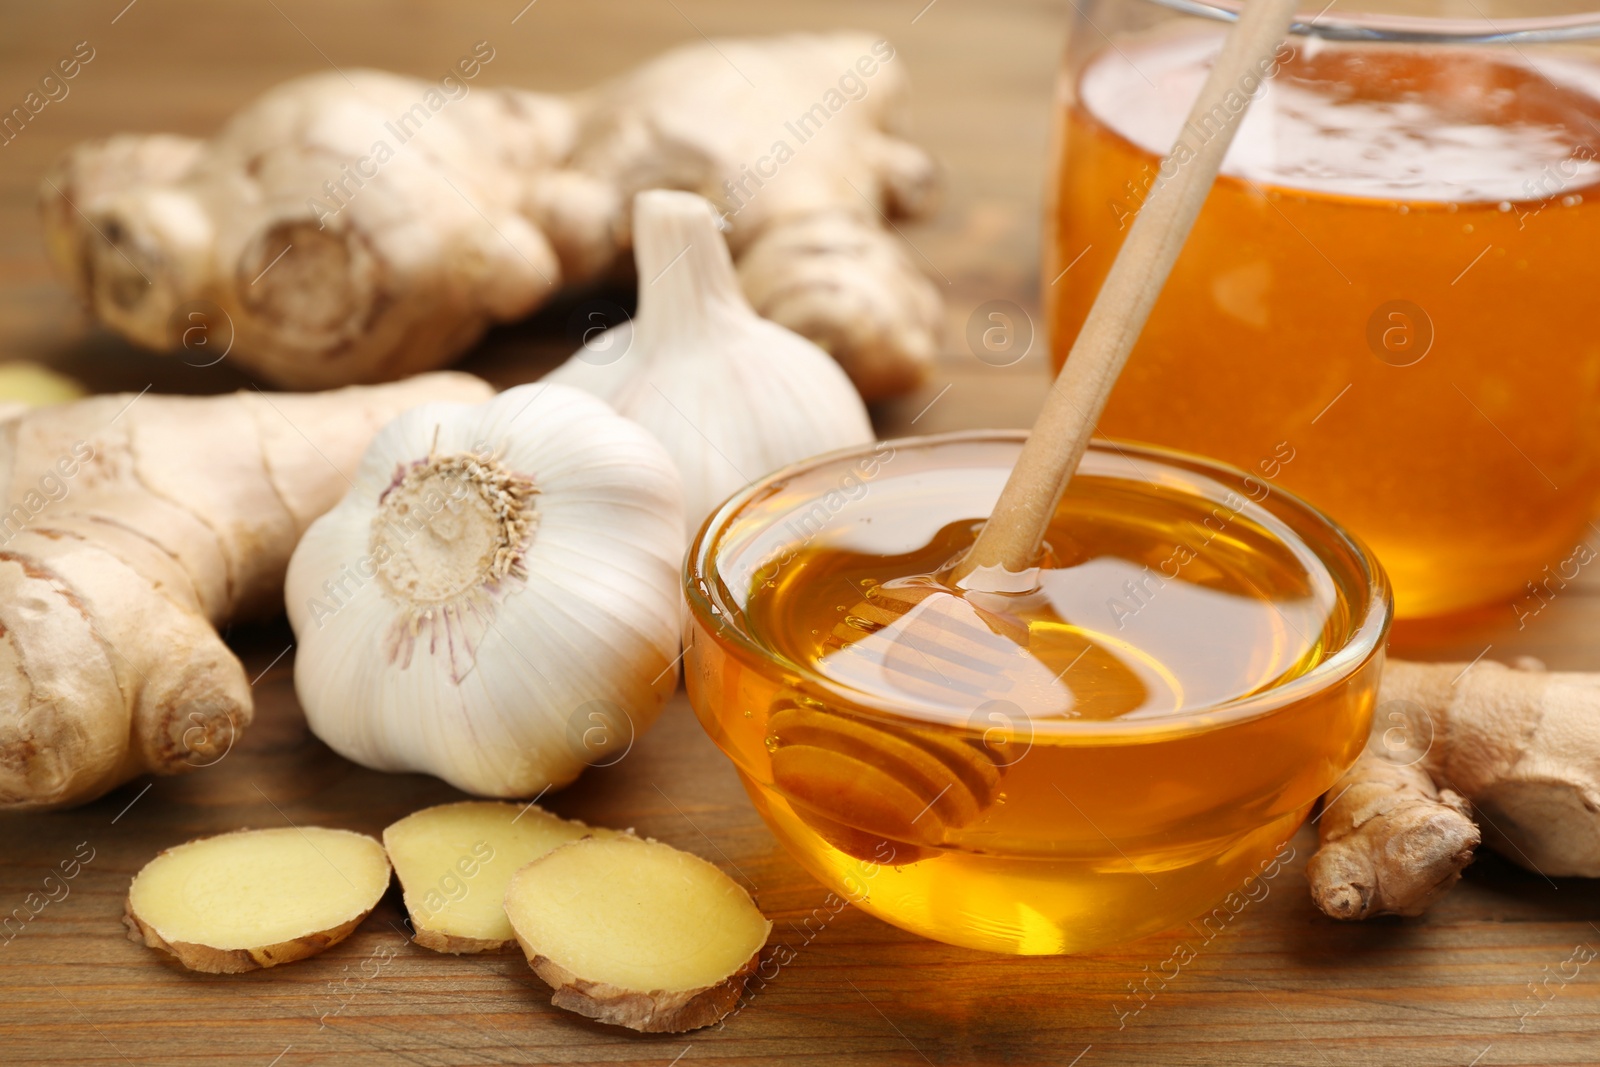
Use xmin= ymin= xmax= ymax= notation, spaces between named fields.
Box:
xmin=684 ymin=430 xmax=1393 ymax=741
xmin=1151 ymin=0 xmax=1600 ymax=43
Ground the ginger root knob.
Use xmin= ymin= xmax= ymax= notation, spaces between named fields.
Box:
xmin=1308 ymin=753 xmax=1479 ymax=920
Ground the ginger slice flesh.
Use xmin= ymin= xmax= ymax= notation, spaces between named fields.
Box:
xmin=505 ymin=835 xmax=772 ymax=1033
xmin=384 ymin=801 xmax=614 ymax=953
xmin=125 ymin=827 xmax=390 ymax=974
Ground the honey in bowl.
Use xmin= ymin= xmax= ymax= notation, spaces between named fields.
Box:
xmin=684 ymin=434 xmax=1388 ymax=955
xmin=1049 ymin=29 xmax=1600 ymax=618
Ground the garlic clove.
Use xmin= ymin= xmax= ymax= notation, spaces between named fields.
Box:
xmin=547 ymin=190 xmax=874 ymax=533
xmin=285 ymin=382 xmax=685 ymax=797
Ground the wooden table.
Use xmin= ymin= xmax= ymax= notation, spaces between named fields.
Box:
xmin=2 ymin=2 xmax=1597 ymax=1064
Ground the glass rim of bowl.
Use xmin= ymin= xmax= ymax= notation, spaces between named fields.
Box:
xmin=1150 ymin=0 xmax=1600 ymax=43
xmin=684 ymin=430 xmax=1393 ymax=741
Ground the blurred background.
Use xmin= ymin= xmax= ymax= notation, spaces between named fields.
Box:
xmin=0 ymin=0 xmax=1064 ymax=433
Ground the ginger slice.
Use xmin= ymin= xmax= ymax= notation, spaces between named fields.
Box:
xmin=504 ymin=835 xmax=771 ymax=1032
xmin=125 ymin=827 xmax=390 ymax=974
xmin=384 ymin=801 xmax=615 ymax=953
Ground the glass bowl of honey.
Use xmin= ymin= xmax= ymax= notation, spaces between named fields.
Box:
xmin=683 ymin=432 xmax=1390 ymax=954
xmin=1048 ymin=1 xmax=1600 ymax=618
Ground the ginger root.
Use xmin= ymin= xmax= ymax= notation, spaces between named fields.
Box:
xmin=1307 ymin=749 xmax=1479 ymax=920
xmin=42 ymin=73 xmax=570 ymax=389
xmin=44 ymin=34 xmax=941 ymax=400
xmin=1310 ymin=658 xmax=1600 ymax=919
xmin=0 ymin=371 xmax=493 ymax=811
xmin=534 ymin=33 xmax=941 ymax=399
xmin=504 ymin=835 xmax=771 ymax=1033
xmin=125 ymin=827 xmax=391 ymax=973
xmin=384 ymin=801 xmax=619 ymax=954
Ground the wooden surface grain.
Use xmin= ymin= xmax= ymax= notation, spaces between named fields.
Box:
xmin=2 ymin=2 xmax=1599 ymax=1065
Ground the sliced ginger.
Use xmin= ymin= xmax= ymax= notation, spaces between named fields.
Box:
xmin=125 ymin=827 xmax=390 ymax=974
xmin=384 ymin=801 xmax=617 ymax=953
xmin=505 ymin=835 xmax=772 ymax=1033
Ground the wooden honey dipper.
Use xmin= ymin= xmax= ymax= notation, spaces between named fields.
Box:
xmin=824 ymin=0 xmax=1304 ymax=694
xmin=772 ymin=0 xmax=1305 ymax=861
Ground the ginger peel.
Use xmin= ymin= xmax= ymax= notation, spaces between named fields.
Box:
xmin=1310 ymin=658 xmax=1600 ymax=920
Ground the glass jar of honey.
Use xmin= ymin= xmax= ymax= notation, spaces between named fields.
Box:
xmin=683 ymin=433 xmax=1389 ymax=954
xmin=1048 ymin=1 xmax=1600 ymax=618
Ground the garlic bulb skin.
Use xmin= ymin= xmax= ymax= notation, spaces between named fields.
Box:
xmin=547 ymin=189 xmax=874 ymax=532
xmin=284 ymin=383 xmax=685 ymax=797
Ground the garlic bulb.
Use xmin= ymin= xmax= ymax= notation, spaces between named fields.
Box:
xmin=547 ymin=189 xmax=874 ymax=532
xmin=284 ymin=383 xmax=685 ymax=797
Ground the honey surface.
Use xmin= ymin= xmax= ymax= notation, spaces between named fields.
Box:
xmin=744 ymin=474 xmax=1338 ymax=722
xmin=1050 ymin=32 xmax=1600 ymax=617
